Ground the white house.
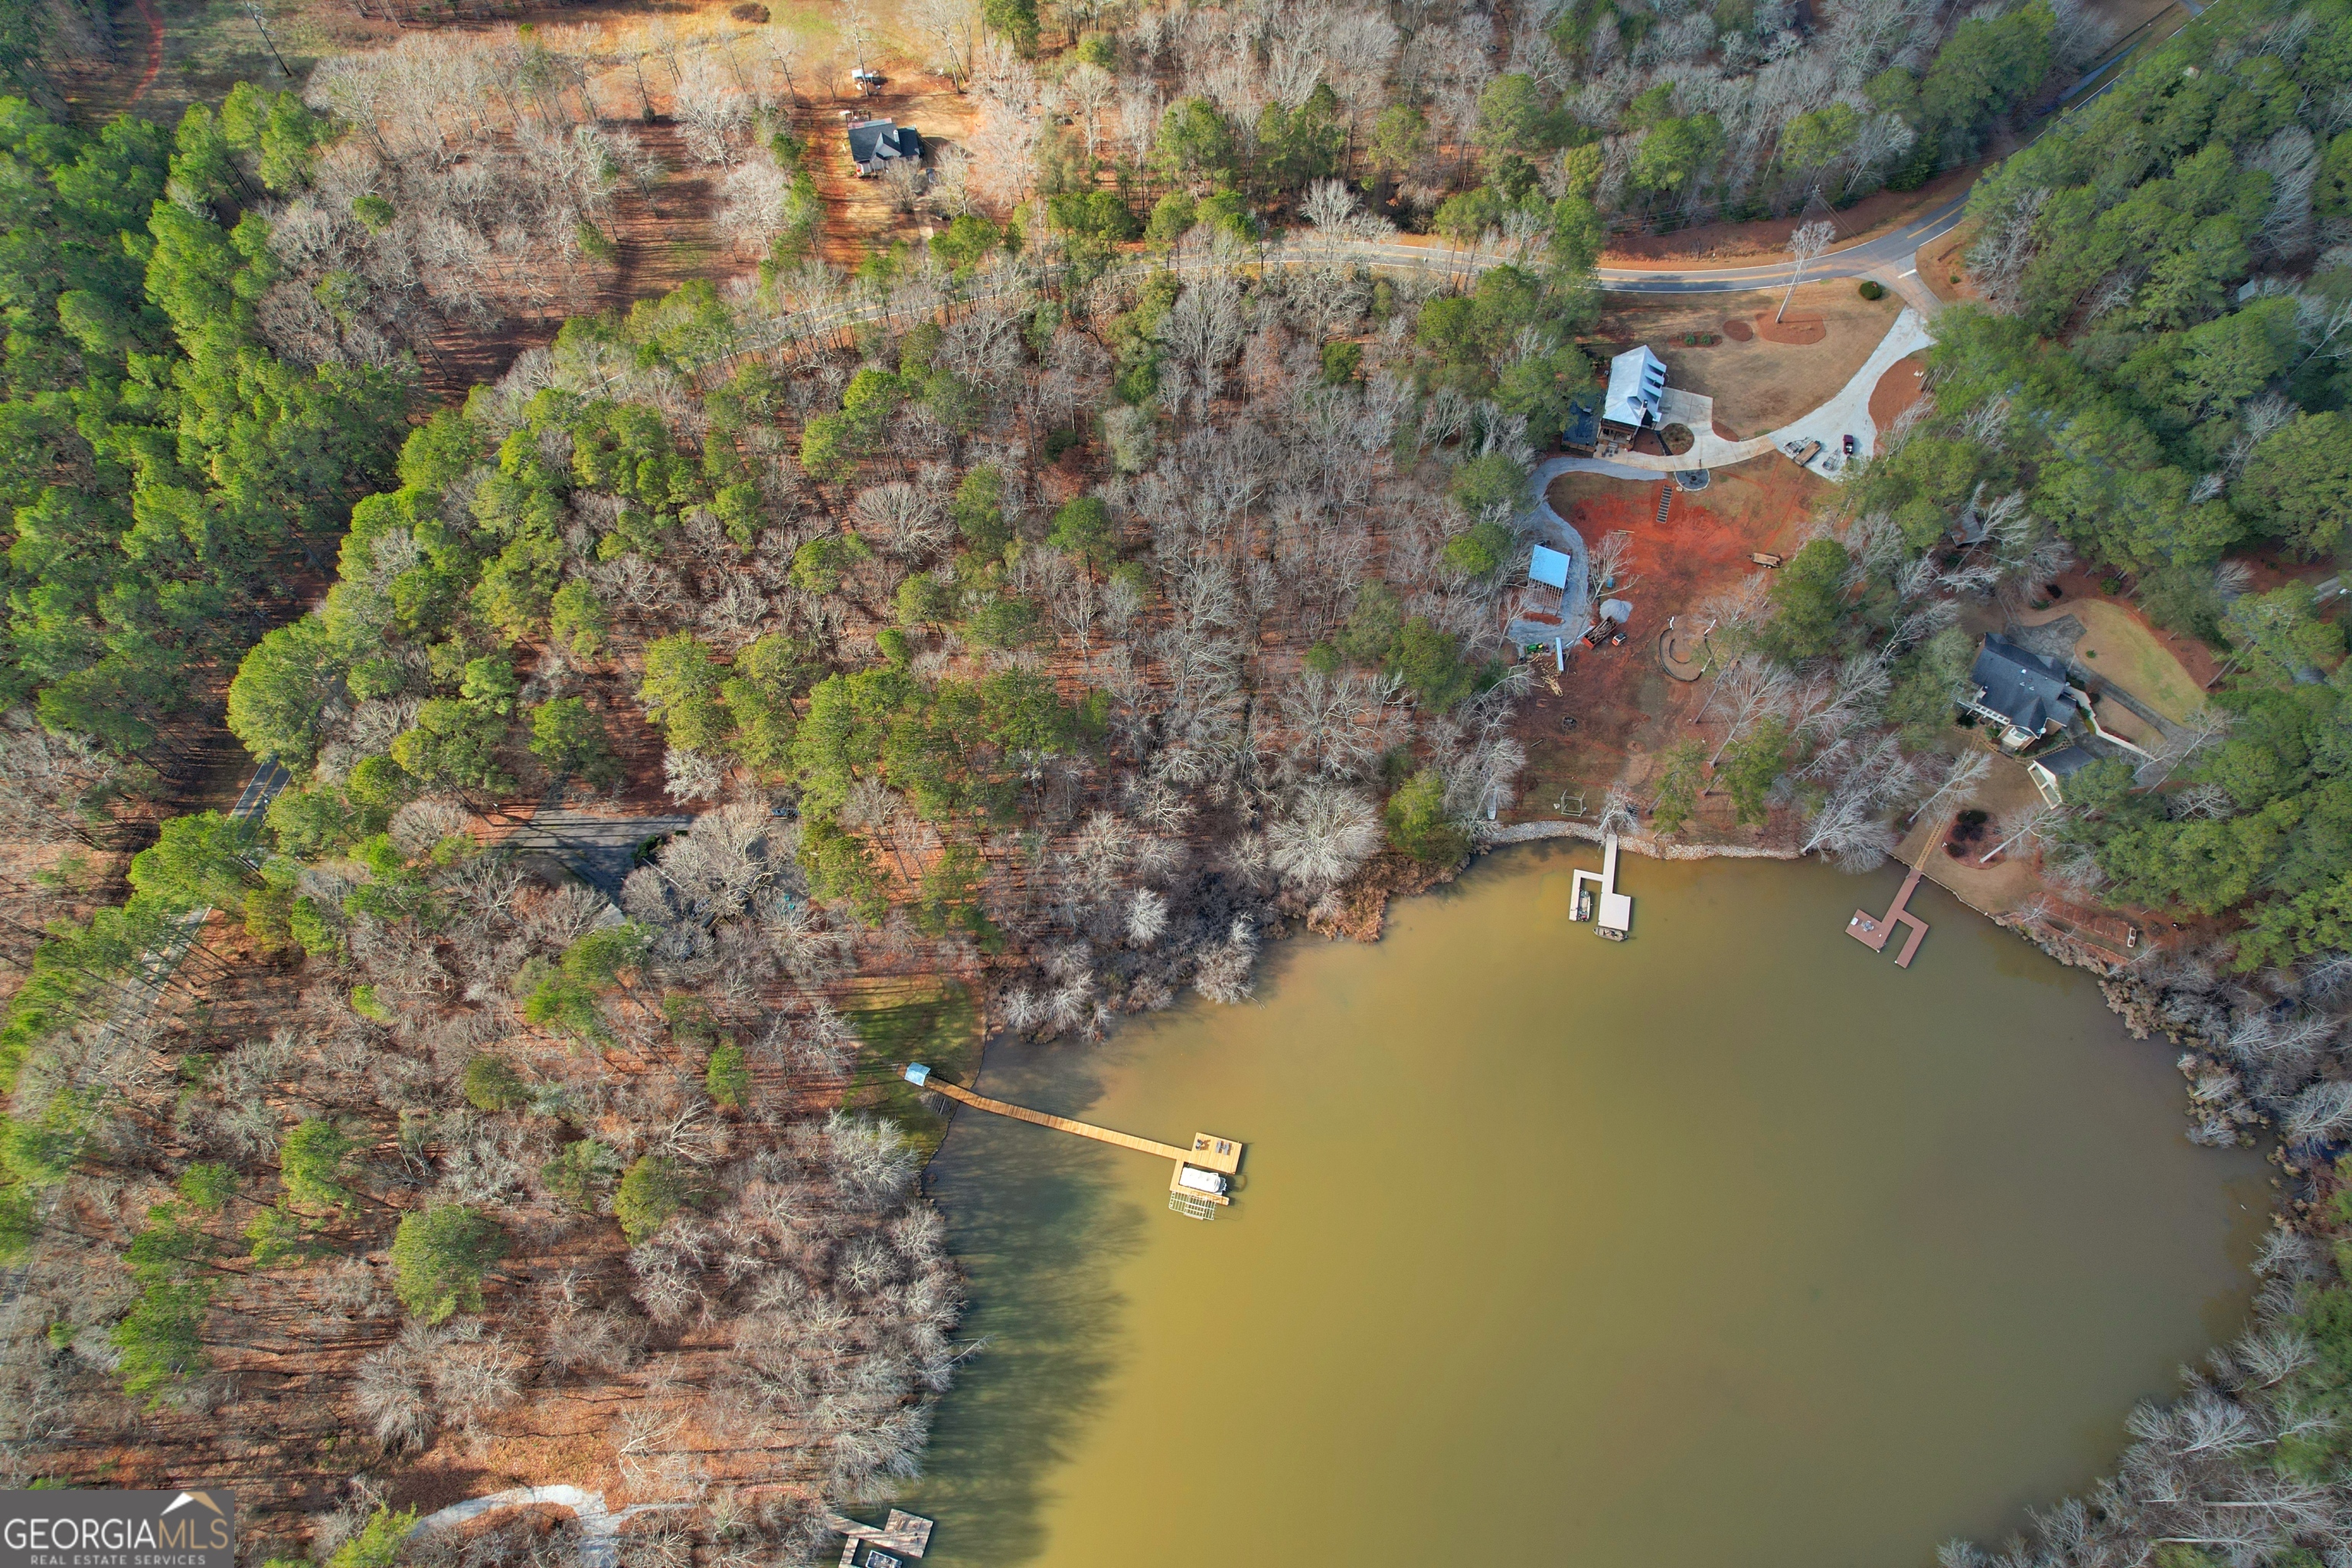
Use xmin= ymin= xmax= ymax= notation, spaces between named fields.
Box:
xmin=1600 ymin=345 xmax=1668 ymax=437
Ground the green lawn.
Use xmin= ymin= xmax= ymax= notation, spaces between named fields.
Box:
xmin=841 ymin=979 xmax=978 ymax=1158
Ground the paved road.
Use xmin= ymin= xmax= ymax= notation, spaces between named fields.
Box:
xmin=1589 ymin=196 xmax=1968 ymax=299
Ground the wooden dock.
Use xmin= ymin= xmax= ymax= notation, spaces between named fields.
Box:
xmin=826 ymin=1509 xmax=933 ymax=1565
xmin=906 ymin=1067 xmax=1245 ymax=1217
xmin=918 ymin=1076 xmax=1193 ymax=1162
xmin=1848 ymin=862 xmax=1929 ymax=968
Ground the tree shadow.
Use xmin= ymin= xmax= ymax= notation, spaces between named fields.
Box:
xmin=891 ymin=1040 xmax=1150 ymax=1566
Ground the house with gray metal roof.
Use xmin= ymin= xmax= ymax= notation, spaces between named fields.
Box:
xmin=1600 ymin=346 xmax=1667 ymax=437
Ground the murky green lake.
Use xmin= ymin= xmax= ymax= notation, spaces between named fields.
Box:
xmin=903 ymin=847 xmax=2267 ymax=1566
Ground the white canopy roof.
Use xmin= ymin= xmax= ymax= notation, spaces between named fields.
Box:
xmin=1528 ymin=544 xmax=1572 ymax=588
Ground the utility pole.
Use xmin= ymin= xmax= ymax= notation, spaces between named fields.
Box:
xmin=241 ymin=2 xmax=290 ymax=78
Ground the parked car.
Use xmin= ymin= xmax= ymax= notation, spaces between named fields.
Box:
xmin=1842 ymin=433 xmax=1858 ymax=456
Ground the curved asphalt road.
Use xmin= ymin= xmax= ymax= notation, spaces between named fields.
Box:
xmin=1592 ymin=195 xmax=1970 ymax=297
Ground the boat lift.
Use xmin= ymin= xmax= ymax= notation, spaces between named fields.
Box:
xmin=1569 ymin=831 xmax=1635 ymax=939
xmin=903 ymin=1063 xmax=1245 ymax=1220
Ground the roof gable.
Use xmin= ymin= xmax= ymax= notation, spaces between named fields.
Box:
xmin=1602 ymin=346 xmax=1667 ymax=428
xmin=848 ymin=119 xmax=918 ymax=165
xmin=1971 ymin=634 xmax=2076 ymax=734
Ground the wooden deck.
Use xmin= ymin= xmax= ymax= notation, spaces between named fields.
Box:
xmin=827 ymin=1509 xmax=933 ymax=1565
xmin=1847 ymin=863 xmax=1929 ymax=968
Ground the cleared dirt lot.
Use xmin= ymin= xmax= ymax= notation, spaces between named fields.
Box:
xmin=810 ymin=76 xmax=979 ymax=267
xmin=1511 ymin=459 xmax=1831 ymax=829
xmin=1591 ymin=280 xmax=1903 ymax=438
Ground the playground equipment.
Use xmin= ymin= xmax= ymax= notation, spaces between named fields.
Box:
xmin=902 ymin=1064 xmax=1245 ymax=1220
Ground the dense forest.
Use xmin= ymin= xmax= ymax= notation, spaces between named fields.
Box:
xmin=15 ymin=0 xmax=2352 ymax=1558
xmin=0 ymin=31 xmax=1593 ymax=1549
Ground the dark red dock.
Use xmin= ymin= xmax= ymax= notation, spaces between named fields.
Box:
xmin=1847 ymin=864 xmax=1929 ymax=969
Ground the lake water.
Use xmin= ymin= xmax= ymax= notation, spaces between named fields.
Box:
xmin=902 ymin=846 xmax=2269 ymax=1566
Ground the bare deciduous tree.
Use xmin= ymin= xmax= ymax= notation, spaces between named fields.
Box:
xmin=1778 ymin=220 xmax=1837 ymax=323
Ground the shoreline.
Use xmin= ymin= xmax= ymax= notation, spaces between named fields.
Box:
xmin=912 ymin=824 xmax=2272 ymax=1564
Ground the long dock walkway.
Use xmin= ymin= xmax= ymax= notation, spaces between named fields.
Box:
xmin=918 ymin=1076 xmax=1194 ymax=1164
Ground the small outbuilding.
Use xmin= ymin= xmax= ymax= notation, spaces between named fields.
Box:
xmin=847 ymin=119 xmax=923 ymax=177
xmin=1962 ymin=633 xmax=2079 ymax=753
xmin=1528 ymin=544 xmax=1573 ymax=590
xmin=1563 ymin=395 xmax=1600 ymax=455
xmin=2027 ymin=744 xmax=2099 ymax=806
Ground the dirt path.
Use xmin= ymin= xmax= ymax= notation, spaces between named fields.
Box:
xmin=123 ymin=0 xmax=162 ymax=108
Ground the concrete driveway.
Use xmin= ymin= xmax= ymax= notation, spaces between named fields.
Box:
xmin=1766 ymin=307 xmax=1939 ymax=479
xmin=1508 ymin=455 xmax=1595 ymax=648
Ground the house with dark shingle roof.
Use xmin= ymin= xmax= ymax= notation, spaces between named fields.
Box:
xmin=847 ymin=119 xmax=922 ymax=177
xmin=2027 ymin=743 xmax=2099 ymax=805
xmin=1962 ymin=634 xmax=2079 ymax=753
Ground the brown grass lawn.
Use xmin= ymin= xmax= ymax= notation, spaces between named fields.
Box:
xmin=1592 ymin=279 xmax=1903 ymax=438
xmin=2017 ymin=598 xmax=2209 ymax=724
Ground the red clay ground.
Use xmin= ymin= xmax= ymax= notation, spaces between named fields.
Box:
xmin=1511 ymin=459 xmax=1830 ymax=829
xmin=1869 ymin=351 xmax=1929 ymax=428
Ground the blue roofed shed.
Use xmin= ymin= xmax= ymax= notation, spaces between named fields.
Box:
xmin=1529 ymin=544 xmax=1572 ymax=589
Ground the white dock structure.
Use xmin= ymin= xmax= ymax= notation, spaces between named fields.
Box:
xmin=1569 ymin=832 xmax=1634 ymax=939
